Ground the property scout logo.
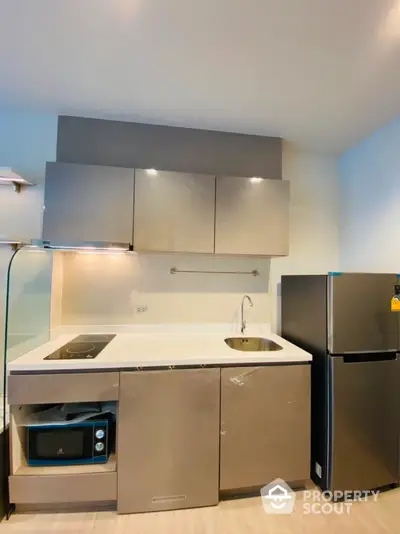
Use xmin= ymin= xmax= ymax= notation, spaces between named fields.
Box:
xmin=261 ymin=478 xmax=379 ymax=515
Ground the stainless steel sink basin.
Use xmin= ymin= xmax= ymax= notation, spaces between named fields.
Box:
xmin=224 ymin=337 xmax=283 ymax=352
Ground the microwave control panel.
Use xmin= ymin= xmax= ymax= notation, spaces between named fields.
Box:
xmin=93 ymin=421 xmax=108 ymax=459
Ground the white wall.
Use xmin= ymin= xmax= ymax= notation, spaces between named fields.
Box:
xmin=59 ymin=252 xmax=272 ymax=328
xmin=58 ymin=142 xmax=340 ymax=332
xmin=0 ymin=110 xmax=57 ymax=380
xmin=270 ymin=142 xmax=340 ymax=331
xmin=0 ymin=109 xmax=57 ymax=239
xmin=340 ymin=116 xmax=400 ymax=272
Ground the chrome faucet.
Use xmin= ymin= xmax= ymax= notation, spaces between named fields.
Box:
xmin=240 ymin=295 xmax=254 ymax=334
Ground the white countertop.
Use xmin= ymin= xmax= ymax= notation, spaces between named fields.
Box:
xmin=7 ymin=324 xmax=312 ymax=372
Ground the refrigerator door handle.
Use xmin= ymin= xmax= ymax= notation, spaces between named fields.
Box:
xmin=342 ymin=353 xmax=398 ymax=363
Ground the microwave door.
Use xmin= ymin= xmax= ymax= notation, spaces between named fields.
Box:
xmin=36 ymin=429 xmax=84 ymax=460
xmin=28 ymin=426 xmax=92 ymax=465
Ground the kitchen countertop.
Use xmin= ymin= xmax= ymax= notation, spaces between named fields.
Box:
xmin=7 ymin=324 xmax=312 ymax=372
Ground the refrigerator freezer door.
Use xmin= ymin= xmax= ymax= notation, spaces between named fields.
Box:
xmin=329 ymin=355 xmax=400 ymax=492
xmin=328 ymin=273 xmax=399 ymax=354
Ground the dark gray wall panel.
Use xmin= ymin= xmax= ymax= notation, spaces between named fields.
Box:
xmin=57 ymin=116 xmax=282 ymax=179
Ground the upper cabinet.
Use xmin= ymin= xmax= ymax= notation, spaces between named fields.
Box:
xmin=42 ymin=162 xmax=135 ymax=245
xmin=215 ymin=177 xmax=289 ymax=256
xmin=42 ymin=163 xmax=289 ymax=256
xmin=133 ymin=170 xmax=215 ymax=253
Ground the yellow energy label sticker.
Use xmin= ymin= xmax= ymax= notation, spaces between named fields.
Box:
xmin=391 ymin=296 xmax=400 ymax=312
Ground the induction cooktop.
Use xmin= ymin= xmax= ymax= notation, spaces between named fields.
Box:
xmin=44 ymin=334 xmax=116 ymax=360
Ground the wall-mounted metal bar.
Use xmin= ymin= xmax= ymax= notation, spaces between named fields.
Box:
xmin=170 ymin=267 xmax=259 ymax=277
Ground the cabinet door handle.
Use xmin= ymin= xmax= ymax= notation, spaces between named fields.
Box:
xmin=342 ymin=354 xmax=397 ymax=363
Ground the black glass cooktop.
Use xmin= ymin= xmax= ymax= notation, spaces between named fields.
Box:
xmin=44 ymin=334 xmax=116 ymax=360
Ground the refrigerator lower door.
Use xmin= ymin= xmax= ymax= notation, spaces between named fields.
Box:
xmin=329 ymin=355 xmax=400 ymax=492
xmin=328 ymin=273 xmax=399 ymax=354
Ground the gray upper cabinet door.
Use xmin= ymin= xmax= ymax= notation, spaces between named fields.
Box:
xmin=215 ymin=177 xmax=289 ymax=256
xmin=42 ymin=162 xmax=135 ymax=244
xmin=134 ymin=170 xmax=215 ymax=253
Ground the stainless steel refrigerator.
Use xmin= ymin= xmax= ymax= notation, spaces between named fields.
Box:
xmin=281 ymin=273 xmax=400 ymax=493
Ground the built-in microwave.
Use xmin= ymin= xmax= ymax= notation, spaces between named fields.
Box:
xmin=26 ymin=419 xmax=112 ymax=466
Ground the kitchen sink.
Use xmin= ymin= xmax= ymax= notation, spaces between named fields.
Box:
xmin=224 ymin=337 xmax=283 ymax=352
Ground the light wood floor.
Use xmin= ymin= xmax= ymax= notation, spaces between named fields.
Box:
xmin=2 ymin=487 xmax=400 ymax=533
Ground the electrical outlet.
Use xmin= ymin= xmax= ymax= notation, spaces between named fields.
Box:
xmin=136 ymin=305 xmax=148 ymax=313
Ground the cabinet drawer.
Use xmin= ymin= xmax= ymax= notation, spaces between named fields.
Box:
xmin=9 ymin=472 xmax=117 ymax=504
xmin=8 ymin=372 xmax=119 ymax=405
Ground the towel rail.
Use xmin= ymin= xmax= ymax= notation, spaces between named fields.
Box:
xmin=169 ymin=267 xmax=259 ymax=277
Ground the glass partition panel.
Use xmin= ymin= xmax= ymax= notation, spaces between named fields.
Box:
xmin=4 ymin=245 xmax=53 ymax=362
xmin=2 ymin=245 xmax=53 ymax=415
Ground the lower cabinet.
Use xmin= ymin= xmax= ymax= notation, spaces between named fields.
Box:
xmin=9 ymin=473 xmax=117 ymax=504
xmin=117 ymin=369 xmax=221 ymax=514
xmin=7 ymin=372 xmax=120 ymax=509
xmin=220 ymin=365 xmax=311 ymax=491
xmin=7 ymin=365 xmax=311 ymax=512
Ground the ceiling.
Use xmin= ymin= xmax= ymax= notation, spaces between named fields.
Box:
xmin=1 ymin=0 xmax=400 ymax=153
